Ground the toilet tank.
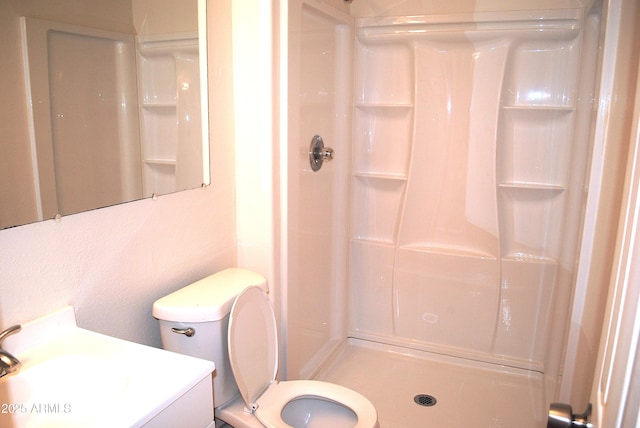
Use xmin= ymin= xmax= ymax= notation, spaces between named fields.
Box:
xmin=152 ymin=268 xmax=268 ymax=408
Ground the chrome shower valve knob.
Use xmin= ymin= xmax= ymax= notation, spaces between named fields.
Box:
xmin=309 ymin=135 xmax=335 ymax=171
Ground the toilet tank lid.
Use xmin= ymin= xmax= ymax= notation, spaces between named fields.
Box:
xmin=152 ymin=268 xmax=268 ymax=322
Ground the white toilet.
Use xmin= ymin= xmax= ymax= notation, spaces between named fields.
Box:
xmin=153 ymin=268 xmax=379 ymax=428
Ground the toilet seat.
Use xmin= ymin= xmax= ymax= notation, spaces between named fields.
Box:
xmin=228 ymin=286 xmax=378 ymax=428
xmin=228 ymin=286 xmax=278 ymax=410
xmin=254 ymin=380 xmax=379 ymax=428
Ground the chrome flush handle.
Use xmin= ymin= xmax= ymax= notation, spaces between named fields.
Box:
xmin=171 ymin=327 xmax=195 ymax=337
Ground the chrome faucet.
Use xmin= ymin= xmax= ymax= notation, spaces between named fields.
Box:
xmin=0 ymin=325 xmax=22 ymax=377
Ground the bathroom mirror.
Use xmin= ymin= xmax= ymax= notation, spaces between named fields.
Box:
xmin=0 ymin=0 xmax=210 ymax=230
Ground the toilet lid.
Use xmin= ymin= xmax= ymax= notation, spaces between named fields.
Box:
xmin=228 ymin=286 xmax=278 ymax=409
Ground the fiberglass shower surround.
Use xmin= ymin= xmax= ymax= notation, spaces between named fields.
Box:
xmin=349 ymin=9 xmax=597 ymax=373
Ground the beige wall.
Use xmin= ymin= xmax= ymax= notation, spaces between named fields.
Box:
xmin=133 ymin=0 xmax=198 ymax=35
xmin=6 ymin=0 xmax=135 ymax=32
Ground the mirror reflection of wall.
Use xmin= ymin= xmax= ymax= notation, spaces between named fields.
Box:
xmin=0 ymin=0 xmax=208 ymax=230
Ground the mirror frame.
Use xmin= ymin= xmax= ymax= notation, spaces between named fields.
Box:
xmin=198 ymin=0 xmax=211 ymax=188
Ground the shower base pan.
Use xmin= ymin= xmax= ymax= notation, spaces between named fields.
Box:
xmin=313 ymin=338 xmax=546 ymax=428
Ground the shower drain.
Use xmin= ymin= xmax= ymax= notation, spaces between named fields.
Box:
xmin=414 ymin=394 xmax=437 ymax=407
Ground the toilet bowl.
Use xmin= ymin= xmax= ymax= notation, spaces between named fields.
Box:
xmin=256 ymin=380 xmax=378 ymax=428
xmin=228 ymin=286 xmax=379 ymax=428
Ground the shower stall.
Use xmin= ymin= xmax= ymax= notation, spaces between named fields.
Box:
xmin=347 ymin=7 xmax=598 ymax=372
xmin=279 ymin=0 xmax=633 ymax=426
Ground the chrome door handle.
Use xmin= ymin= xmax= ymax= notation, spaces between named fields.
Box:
xmin=548 ymin=403 xmax=592 ymax=427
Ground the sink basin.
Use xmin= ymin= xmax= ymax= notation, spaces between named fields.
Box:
xmin=0 ymin=307 xmax=215 ymax=428
xmin=1 ymin=354 xmax=128 ymax=427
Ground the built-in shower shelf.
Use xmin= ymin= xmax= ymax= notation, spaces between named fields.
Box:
xmin=499 ymin=183 xmax=566 ymax=192
xmin=354 ymin=172 xmax=407 ymax=181
xmin=141 ymin=103 xmax=177 ymax=108
xmin=502 ymin=105 xmax=574 ymax=112
xmin=399 ymin=244 xmax=497 ymax=259
xmin=351 ymin=237 xmax=396 ymax=247
xmin=136 ymin=31 xmax=200 ymax=197
xmin=355 ymin=103 xmax=413 ymax=109
xmin=502 ymin=254 xmax=557 ymax=264
xmin=144 ymin=158 xmax=177 ymax=166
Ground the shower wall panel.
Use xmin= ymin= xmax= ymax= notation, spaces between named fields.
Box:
xmin=286 ymin=3 xmax=353 ymax=379
xmin=350 ymin=9 xmax=596 ymax=373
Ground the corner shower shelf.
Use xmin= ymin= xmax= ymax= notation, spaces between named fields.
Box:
xmin=355 ymin=103 xmax=413 ymax=109
xmin=351 ymin=237 xmax=396 ymax=246
xmin=139 ymin=105 xmax=178 ymax=168
xmin=136 ymin=32 xmax=199 ymax=197
xmin=500 ymin=105 xmax=575 ymax=127
xmin=144 ymin=158 xmax=177 ymax=166
xmin=399 ymin=244 xmax=497 ymax=259
xmin=498 ymin=183 xmax=566 ymax=192
xmin=502 ymin=254 xmax=557 ymax=264
xmin=141 ymin=103 xmax=177 ymax=108
xmin=502 ymin=105 xmax=574 ymax=111
xmin=354 ymin=172 xmax=407 ymax=181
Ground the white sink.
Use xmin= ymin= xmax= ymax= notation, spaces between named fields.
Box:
xmin=2 ymin=354 xmax=129 ymax=427
xmin=0 ymin=307 xmax=215 ymax=427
